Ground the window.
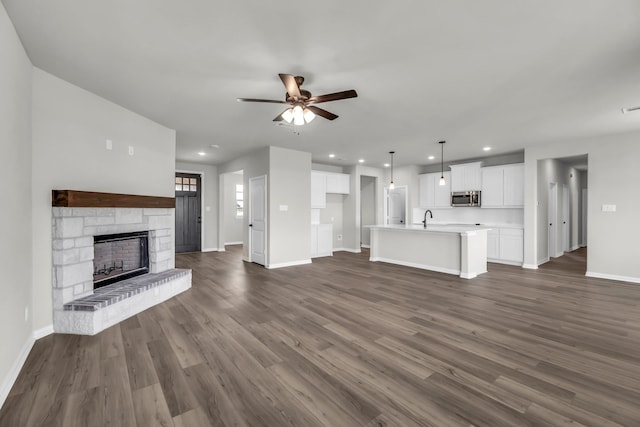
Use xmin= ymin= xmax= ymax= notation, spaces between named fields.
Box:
xmin=235 ymin=184 xmax=244 ymax=217
xmin=175 ymin=176 xmax=197 ymax=192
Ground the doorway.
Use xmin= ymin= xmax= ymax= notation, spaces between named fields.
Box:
xmin=548 ymin=182 xmax=557 ymax=258
xmin=385 ymin=185 xmax=407 ymax=225
xmin=249 ymin=175 xmax=267 ymax=266
xmin=562 ymin=184 xmax=570 ymax=253
xmin=175 ymin=172 xmax=202 ymax=253
xmin=360 ymin=176 xmax=377 ymax=247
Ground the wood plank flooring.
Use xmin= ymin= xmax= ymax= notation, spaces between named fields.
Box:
xmin=2 ymin=246 xmax=640 ymax=426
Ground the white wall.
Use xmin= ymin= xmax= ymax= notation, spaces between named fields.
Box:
xmin=175 ymin=161 xmax=219 ymax=251
xmin=0 ymin=1 xmax=34 ymax=407
xmin=31 ymin=69 xmax=176 ymax=331
xmin=223 ymin=172 xmax=243 ymax=244
xmin=525 ymin=131 xmax=640 ymax=282
xmin=268 ymin=146 xmax=311 ymax=266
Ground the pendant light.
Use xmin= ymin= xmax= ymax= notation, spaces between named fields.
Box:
xmin=389 ymin=151 xmax=395 ymax=190
xmin=439 ymin=141 xmax=446 ymax=186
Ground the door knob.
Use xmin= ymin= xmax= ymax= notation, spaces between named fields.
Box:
xmin=249 ymin=224 xmax=253 ymax=227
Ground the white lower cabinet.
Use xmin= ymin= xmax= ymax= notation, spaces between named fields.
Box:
xmin=311 ymin=224 xmax=333 ymax=258
xmin=487 ymin=227 xmax=523 ymax=265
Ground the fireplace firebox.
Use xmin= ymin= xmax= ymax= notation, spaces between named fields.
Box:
xmin=93 ymin=231 xmax=149 ymax=289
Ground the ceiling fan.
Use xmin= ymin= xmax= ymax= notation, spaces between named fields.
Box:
xmin=237 ymin=74 xmax=358 ymax=125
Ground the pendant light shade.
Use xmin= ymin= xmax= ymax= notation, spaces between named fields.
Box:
xmin=439 ymin=141 xmax=446 ymax=186
xmin=389 ymin=151 xmax=395 ymax=190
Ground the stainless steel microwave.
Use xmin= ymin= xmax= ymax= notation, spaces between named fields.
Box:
xmin=451 ymin=191 xmax=481 ymax=207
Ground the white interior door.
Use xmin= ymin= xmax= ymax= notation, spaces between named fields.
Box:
xmin=562 ymin=184 xmax=570 ymax=252
xmin=387 ymin=186 xmax=407 ymax=225
xmin=548 ymin=182 xmax=557 ymax=258
xmin=249 ymin=175 xmax=267 ymax=265
xmin=581 ymin=188 xmax=588 ymax=246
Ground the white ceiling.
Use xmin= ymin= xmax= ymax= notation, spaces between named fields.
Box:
xmin=4 ymin=0 xmax=640 ymax=168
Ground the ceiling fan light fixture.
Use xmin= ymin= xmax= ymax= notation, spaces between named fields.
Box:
xmin=293 ymin=105 xmax=304 ymax=125
xmin=282 ymin=108 xmax=294 ymax=123
xmin=303 ymin=107 xmax=316 ymax=123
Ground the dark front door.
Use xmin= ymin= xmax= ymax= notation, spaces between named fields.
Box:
xmin=175 ymin=173 xmax=201 ymax=253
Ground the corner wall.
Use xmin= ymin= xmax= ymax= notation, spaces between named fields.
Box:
xmin=31 ymin=69 xmax=176 ymax=332
xmin=524 ymin=131 xmax=640 ymax=282
xmin=0 ymin=1 xmax=34 ymax=408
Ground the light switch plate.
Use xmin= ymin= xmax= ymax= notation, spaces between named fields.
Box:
xmin=128 ymin=146 xmax=134 ymax=156
xmin=602 ymin=204 xmax=617 ymax=212
xmin=279 ymin=205 xmax=288 ymax=211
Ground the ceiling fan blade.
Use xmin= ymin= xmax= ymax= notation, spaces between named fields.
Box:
xmin=307 ymin=89 xmax=358 ymax=104
xmin=279 ymin=74 xmax=301 ymax=99
xmin=307 ymin=106 xmax=338 ymax=120
xmin=237 ymin=98 xmax=287 ymax=104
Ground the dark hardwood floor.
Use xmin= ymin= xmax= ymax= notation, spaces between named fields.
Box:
xmin=2 ymin=246 xmax=640 ymax=426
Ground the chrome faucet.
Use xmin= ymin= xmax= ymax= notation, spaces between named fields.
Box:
xmin=422 ymin=209 xmax=433 ymax=228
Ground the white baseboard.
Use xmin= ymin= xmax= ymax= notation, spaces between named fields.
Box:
xmin=586 ymin=271 xmax=640 ymax=284
xmin=488 ymin=259 xmax=523 ymax=267
xmin=202 ymin=247 xmax=219 ymax=252
xmin=522 ymin=263 xmax=539 ymax=269
xmin=33 ymin=325 xmax=54 ymax=340
xmin=333 ymin=248 xmax=362 ymax=253
xmin=267 ymin=259 xmax=312 ymax=269
xmin=0 ymin=333 xmax=35 ymax=411
xmin=369 ymin=256 xmax=460 ymax=277
xmin=570 ymin=245 xmax=580 ymax=251
xmin=360 ymin=244 xmax=370 ymax=249
xmin=224 ymin=241 xmax=243 ymax=246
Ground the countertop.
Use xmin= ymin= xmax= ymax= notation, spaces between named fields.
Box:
xmin=368 ymin=224 xmax=492 ymax=235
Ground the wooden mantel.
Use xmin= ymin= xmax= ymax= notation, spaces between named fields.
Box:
xmin=52 ymin=190 xmax=175 ymax=208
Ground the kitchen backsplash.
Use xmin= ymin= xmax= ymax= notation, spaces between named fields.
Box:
xmin=412 ymin=207 xmax=523 ymax=226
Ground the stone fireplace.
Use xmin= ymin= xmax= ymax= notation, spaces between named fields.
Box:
xmin=51 ymin=190 xmax=192 ymax=335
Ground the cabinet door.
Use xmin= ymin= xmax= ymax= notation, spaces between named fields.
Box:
xmin=317 ymin=224 xmax=333 ymax=256
xmin=465 ymin=163 xmax=482 ymax=190
xmin=487 ymin=229 xmax=500 ymax=259
xmin=503 ymin=164 xmax=524 ymax=207
xmin=499 ymin=228 xmax=523 ymax=263
xmin=481 ymin=166 xmax=504 ymax=208
xmin=419 ymin=173 xmax=435 ymax=207
xmin=325 ymin=173 xmax=350 ymax=194
xmin=338 ymin=173 xmax=350 ymax=194
xmin=434 ymin=171 xmax=451 ymax=208
xmin=449 ymin=165 xmax=466 ymax=192
xmin=311 ymin=171 xmax=326 ymax=208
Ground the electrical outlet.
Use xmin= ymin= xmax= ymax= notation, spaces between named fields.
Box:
xmin=106 ymin=139 xmax=113 ymax=150
xmin=24 ymin=306 xmax=29 ymax=322
xmin=128 ymin=146 xmax=134 ymax=156
xmin=337 ymin=234 xmax=342 ymax=241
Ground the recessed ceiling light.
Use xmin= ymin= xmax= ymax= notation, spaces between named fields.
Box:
xmin=483 ymin=146 xmax=491 ymax=151
xmin=428 ymin=155 xmax=435 ymax=160
xmin=358 ymin=159 xmax=365 ymax=163
xmin=198 ymin=152 xmax=206 ymax=156
xmin=622 ymin=106 xmax=640 ymax=114
xmin=209 ymin=144 xmax=220 ymax=149
xmin=384 ymin=163 xmax=390 ymax=167
xmin=329 ymin=153 xmax=336 ymax=158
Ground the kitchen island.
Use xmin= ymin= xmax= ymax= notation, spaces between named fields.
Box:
xmin=368 ymin=224 xmax=491 ymax=279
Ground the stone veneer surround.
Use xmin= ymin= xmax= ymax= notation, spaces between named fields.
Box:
xmin=51 ymin=206 xmax=190 ymax=335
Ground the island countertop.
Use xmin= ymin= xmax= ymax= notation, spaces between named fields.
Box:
xmin=367 ymin=224 xmax=492 ymax=235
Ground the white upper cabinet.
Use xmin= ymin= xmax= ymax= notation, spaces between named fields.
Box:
xmin=481 ymin=163 xmax=524 ymax=208
xmin=419 ymin=171 xmax=451 ymax=208
xmin=502 ymin=164 xmax=524 ymax=207
xmin=325 ymin=172 xmax=350 ymax=194
xmin=481 ymin=166 xmax=505 ymax=208
xmin=311 ymin=171 xmax=327 ymax=208
xmin=449 ymin=162 xmax=482 ymax=192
